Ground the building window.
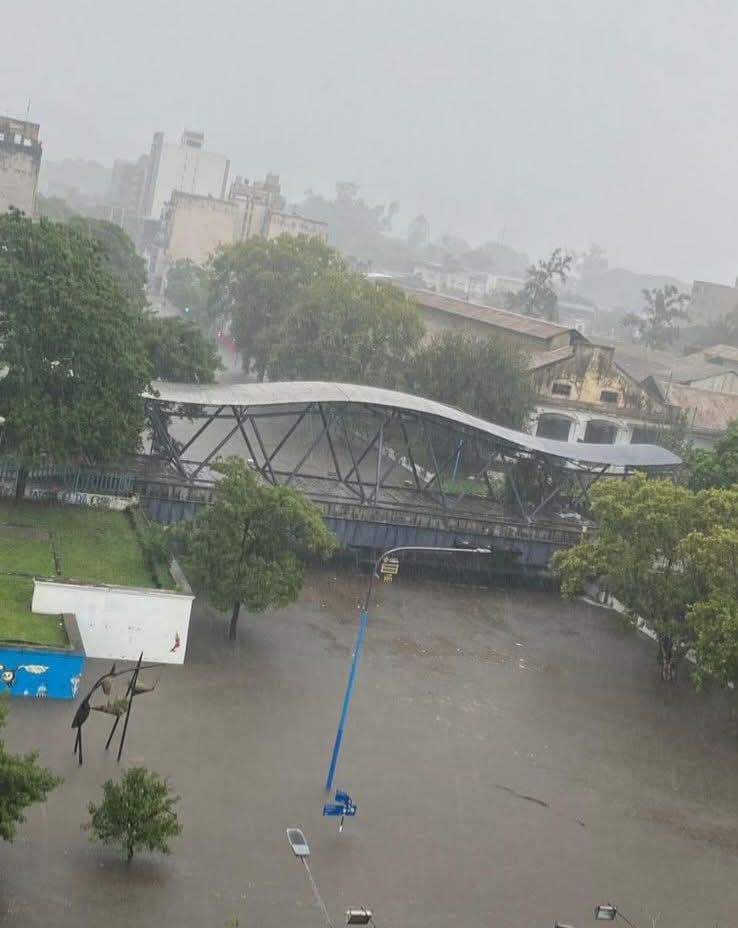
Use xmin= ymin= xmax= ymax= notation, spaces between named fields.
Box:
xmin=600 ymin=390 xmax=619 ymax=404
xmin=552 ymin=382 xmax=572 ymax=397
xmin=536 ymin=414 xmax=573 ymax=441
xmin=631 ymin=426 xmax=659 ymax=444
xmin=584 ymin=420 xmax=618 ymax=444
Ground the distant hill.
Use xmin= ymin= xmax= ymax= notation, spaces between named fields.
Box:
xmin=573 ymin=268 xmax=689 ymax=312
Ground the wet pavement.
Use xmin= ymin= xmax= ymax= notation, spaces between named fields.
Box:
xmin=1 ymin=571 xmax=737 ymax=928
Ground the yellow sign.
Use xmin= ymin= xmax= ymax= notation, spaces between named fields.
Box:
xmin=380 ymin=558 xmax=399 ymax=576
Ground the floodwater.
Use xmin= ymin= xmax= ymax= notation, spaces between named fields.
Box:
xmin=1 ymin=571 xmax=737 ymax=927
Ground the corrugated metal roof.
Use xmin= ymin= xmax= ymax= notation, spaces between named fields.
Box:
xmin=527 ymin=346 xmax=576 ymax=370
xmin=702 ymin=344 xmax=738 ymax=363
xmin=404 ymin=288 xmax=581 ymax=343
xmin=661 ymin=381 xmax=738 ymax=433
xmin=147 ymin=380 xmax=681 ymax=468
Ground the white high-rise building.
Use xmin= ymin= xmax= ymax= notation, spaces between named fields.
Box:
xmin=140 ymin=129 xmax=230 ymax=220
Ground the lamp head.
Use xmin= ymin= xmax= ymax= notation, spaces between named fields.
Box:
xmin=346 ymin=909 xmax=373 ymax=925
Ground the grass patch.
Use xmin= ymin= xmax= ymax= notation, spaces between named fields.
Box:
xmin=0 ymin=575 xmax=68 ymax=647
xmin=0 ymin=502 xmax=169 ymax=588
xmin=0 ymin=535 xmax=55 ymax=576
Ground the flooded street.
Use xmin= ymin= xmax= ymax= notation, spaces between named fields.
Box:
xmin=1 ymin=572 xmax=737 ymax=927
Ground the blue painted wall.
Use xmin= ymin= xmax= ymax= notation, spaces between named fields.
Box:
xmin=0 ymin=645 xmax=85 ymax=699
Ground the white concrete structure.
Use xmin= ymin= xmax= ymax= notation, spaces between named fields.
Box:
xmin=0 ymin=117 xmax=41 ymax=215
xmin=32 ymin=578 xmax=194 ymax=665
xmin=141 ymin=130 xmax=229 ymax=220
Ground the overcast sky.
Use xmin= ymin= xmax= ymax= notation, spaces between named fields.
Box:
xmin=3 ymin=0 xmax=738 ymax=282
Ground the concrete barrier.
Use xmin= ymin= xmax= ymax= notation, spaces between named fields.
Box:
xmin=32 ymin=577 xmax=193 ymax=664
xmin=0 ymin=614 xmax=85 ymax=699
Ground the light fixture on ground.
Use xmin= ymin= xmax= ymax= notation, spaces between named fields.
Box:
xmin=286 ymin=828 xmax=335 ymax=928
xmin=286 ymin=827 xmax=310 ymax=857
xmin=595 ymin=904 xmax=638 ymax=927
xmin=325 ymin=543 xmax=492 ymax=790
xmin=346 ymin=908 xmax=373 ymax=925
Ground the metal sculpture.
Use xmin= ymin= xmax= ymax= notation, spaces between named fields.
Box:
xmin=71 ymin=653 xmax=162 ymax=766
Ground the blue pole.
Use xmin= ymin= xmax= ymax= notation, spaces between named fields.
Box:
xmin=325 ymin=606 xmax=369 ymax=791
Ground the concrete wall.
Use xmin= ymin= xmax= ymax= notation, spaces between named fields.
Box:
xmin=0 ymin=614 xmax=85 ymax=700
xmin=0 ymin=145 xmax=40 ymax=215
xmin=267 ymin=211 xmax=328 ymax=242
xmin=32 ymin=580 xmax=193 ymax=665
xmin=0 ymin=643 xmax=84 ymax=699
xmin=533 ymin=404 xmax=636 ymax=444
xmin=532 ymin=345 xmax=664 ymax=414
xmin=166 ymin=194 xmax=241 ymax=264
xmin=149 ymin=142 xmax=229 ymax=219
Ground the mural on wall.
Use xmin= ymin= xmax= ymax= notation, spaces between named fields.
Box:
xmin=0 ymin=647 xmax=85 ymax=699
xmin=0 ymin=663 xmax=48 ymax=690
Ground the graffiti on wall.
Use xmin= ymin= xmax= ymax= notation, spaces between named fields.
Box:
xmin=0 ymin=486 xmax=135 ymax=510
xmin=0 ymin=647 xmax=85 ymax=699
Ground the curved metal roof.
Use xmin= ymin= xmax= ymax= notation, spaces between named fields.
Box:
xmin=147 ymin=380 xmax=682 ymax=468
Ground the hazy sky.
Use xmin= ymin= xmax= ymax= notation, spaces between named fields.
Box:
xmin=4 ymin=0 xmax=738 ymax=282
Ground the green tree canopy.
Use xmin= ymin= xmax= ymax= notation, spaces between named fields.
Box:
xmin=87 ymin=766 xmax=182 ymax=861
xmin=165 ymin=259 xmax=211 ymax=323
xmin=505 ymin=248 xmax=572 ymax=321
xmin=143 ymin=315 xmax=221 ymax=383
xmin=622 ymin=285 xmax=690 ymax=350
xmin=0 ymin=212 xmax=151 ymax=483
xmin=68 ymin=216 xmax=148 ymax=309
xmin=0 ymin=701 xmax=61 ymax=842
xmin=209 ymin=236 xmax=345 ymax=380
xmin=552 ymin=474 xmax=698 ymax=680
xmin=298 ymin=183 xmax=402 ymax=265
xmin=267 ymin=273 xmax=424 ymax=387
xmin=553 ymin=473 xmax=738 ymax=685
xmin=183 ymin=458 xmax=337 ymax=639
xmin=409 ymin=330 xmax=534 ymax=429
xmin=687 ymin=420 xmax=738 ymax=490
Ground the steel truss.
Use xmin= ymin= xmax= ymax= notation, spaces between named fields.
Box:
xmin=144 ymin=398 xmax=642 ymax=525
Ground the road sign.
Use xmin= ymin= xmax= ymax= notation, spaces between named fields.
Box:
xmin=380 ymin=557 xmax=399 ymax=576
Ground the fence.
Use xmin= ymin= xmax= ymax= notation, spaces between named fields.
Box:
xmin=0 ymin=462 xmax=135 ymax=497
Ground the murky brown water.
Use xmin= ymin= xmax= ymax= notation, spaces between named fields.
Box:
xmin=1 ymin=569 xmax=737 ymax=927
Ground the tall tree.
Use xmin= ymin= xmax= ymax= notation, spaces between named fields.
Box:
xmin=143 ymin=315 xmax=221 ymax=383
xmin=622 ymin=285 xmax=690 ymax=349
xmin=183 ymin=458 xmax=337 ymax=639
xmin=552 ymin=474 xmax=697 ymax=680
xmin=299 ymin=183 xmax=401 ymax=264
xmin=165 ymin=259 xmax=211 ymax=324
xmin=0 ymin=212 xmax=151 ymax=496
xmin=267 ymin=273 xmax=424 ymax=388
xmin=687 ymin=420 xmax=738 ymax=490
xmin=87 ymin=767 xmax=181 ymax=862
xmin=409 ymin=330 xmax=534 ymax=429
xmin=506 ymin=248 xmax=572 ymax=321
xmin=208 ymin=236 xmax=344 ymax=379
xmin=68 ymin=216 xmax=148 ymax=309
xmin=0 ymin=701 xmax=61 ymax=842
xmin=553 ymin=474 xmax=738 ymax=684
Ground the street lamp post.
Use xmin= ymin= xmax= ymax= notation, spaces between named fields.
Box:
xmin=325 ymin=544 xmax=491 ymax=791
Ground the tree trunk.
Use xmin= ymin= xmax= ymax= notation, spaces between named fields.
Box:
xmin=658 ymin=634 xmax=676 ymax=682
xmin=229 ymin=600 xmax=241 ymax=640
xmin=127 ymin=845 xmax=134 ymax=863
xmin=14 ymin=464 xmax=27 ymax=505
